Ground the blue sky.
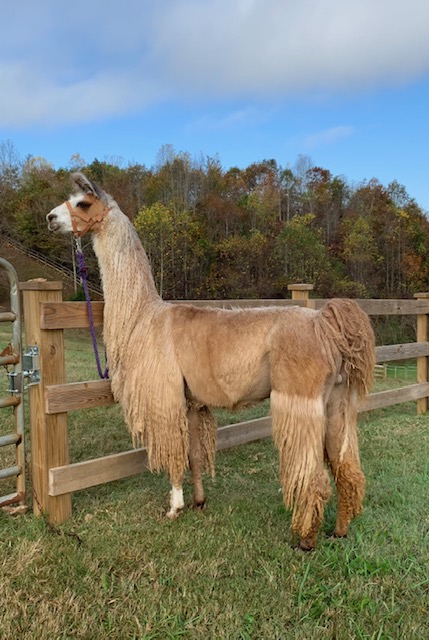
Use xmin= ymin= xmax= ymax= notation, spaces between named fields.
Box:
xmin=1 ymin=0 xmax=429 ymax=211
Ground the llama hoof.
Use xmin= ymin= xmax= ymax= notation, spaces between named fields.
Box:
xmin=294 ymin=535 xmax=317 ymax=552
xmin=330 ymin=531 xmax=348 ymax=539
xmin=192 ymin=500 xmax=207 ymax=511
xmin=294 ymin=541 xmax=315 ymax=552
xmin=166 ymin=507 xmax=184 ymax=520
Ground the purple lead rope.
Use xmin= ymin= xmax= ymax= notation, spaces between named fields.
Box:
xmin=76 ymin=246 xmax=109 ymax=379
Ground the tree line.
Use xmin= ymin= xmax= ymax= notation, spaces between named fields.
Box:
xmin=1 ymin=139 xmax=429 ymax=301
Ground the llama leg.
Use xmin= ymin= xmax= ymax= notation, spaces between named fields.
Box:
xmin=165 ymin=402 xmax=216 ymax=519
xmin=187 ymin=403 xmax=217 ymax=509
xmin=326 ymin=385 xmax=365 ymax=537
xmin=295 ymin=465 xmax=332 ymax=551
xmin=188 ymin=406 xmax=206 ymax=509
xmin=271 ymin=390 xmax=332 ymax=551
xmin=166 ymin=484 xmax=185 ymax=519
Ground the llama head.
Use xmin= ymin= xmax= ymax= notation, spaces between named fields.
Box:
xmin=46 ymin=173 xmax=111 ymax=237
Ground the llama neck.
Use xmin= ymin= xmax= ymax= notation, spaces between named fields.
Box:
xmin=92 ymin=205 xmax=161 ymax=345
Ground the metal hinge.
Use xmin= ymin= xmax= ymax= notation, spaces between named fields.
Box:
xmin=4 ymin=346 xmax=40 ymax=392
xmin=22 ymin=346 xmax=41 ymax=386
xmin=7 ymin=370 xmax=22 ymax=394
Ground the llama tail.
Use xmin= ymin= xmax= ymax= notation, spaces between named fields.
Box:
xmin=319 ymin=298 xmax=375 ymax=400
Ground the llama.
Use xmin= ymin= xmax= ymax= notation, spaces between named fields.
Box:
xmin=47 ymin=173 xmax=375 ymax=550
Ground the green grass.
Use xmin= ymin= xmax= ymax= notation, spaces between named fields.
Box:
xmin=0 ymin=328 xmax=429 ymax=638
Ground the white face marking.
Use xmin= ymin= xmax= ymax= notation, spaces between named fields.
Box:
xmin=46 ymin=197 xmax=78 ymax=234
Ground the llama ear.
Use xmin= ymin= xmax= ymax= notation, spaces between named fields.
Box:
xmin=71 ymin=172 xmax=108 ymax=203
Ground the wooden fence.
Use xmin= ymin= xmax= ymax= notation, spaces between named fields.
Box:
xmin=19 ymin=281 xmax=429 ymax=524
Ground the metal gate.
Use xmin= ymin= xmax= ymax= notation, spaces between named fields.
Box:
xmin=0 ymin=257 xmax=26 ymax=510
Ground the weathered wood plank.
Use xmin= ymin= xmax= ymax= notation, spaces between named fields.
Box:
xmin=19 ymin=281 xmax=63 ymax=292
xmin=38 ymin=297 xmax=429 ymax=329
xmin=169 ymin=299 xmax=305 ymax=309
xmin=49 ymin=448 xmax=149 ymax=496
xmin=216 ymin=416 xmax=272 ymax=450
xmin=181 ymin=297 xmax=429 ymax=315
xmin=49 ymin=417 xmax=273 ymax=496
xmin=41 ymin=299 xmax=307 ymax=329
xmin=45 ymin=380 xmax=114 ymax=414
xmin=361 ymin=383 xmax=428 ymax=412
xmin=45 ymin=375 xmax=429 ymax=419
xmin=41 ymin=301 xmax=104 ymax=329
xmin=415 ymin=298 xmax=429 ymax=414
xmin=48 ymin=381 xmax=428 ymax=497
xmin=174 ymin=298 xmax=429 ymax=315
xmin=312 ymin=299 xmax=429 ymax=315
xmin=173 ymin=298 xmax=428 ymax=313
xmin=20 ymin=281 xmax=71 ymax=522
xmin=375 ymin=342 xmax=429 ymax=363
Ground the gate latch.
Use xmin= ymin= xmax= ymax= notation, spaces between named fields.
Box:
xmin=22 ymin=346 xmax=40 ymax=386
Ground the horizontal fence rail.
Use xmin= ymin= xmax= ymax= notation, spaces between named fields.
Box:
xmin=18 ymin=281 xmax=429 ymax=523
xmin=43 ymin=344 xmax=428 ymax=416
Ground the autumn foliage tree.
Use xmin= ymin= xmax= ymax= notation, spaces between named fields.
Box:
xmin=1 ymin=139 xmax=429 ymax=302
xmin=274 ymin=214 xmax=332 ymax=294
xmin=134 ymin=202 xmax=205 ymax=299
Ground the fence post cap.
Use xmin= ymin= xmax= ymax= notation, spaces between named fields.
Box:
xmin=287 ymin=284 xmax=314 ymax=291
xmin=19 ymin=280 xmax=63 ymax=291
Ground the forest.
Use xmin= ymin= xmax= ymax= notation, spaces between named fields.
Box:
xmin=1 ymin=139 xmax=429 ymax=302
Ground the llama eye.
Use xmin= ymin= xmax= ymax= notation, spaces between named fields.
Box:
xmin=76 ymin=201 xmax=90 ymax=209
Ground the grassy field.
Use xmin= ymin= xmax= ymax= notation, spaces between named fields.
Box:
xmin=0 ymin=327 xmax=428 ymax=639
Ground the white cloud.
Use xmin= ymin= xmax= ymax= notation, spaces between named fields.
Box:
xmin=0 ymin=63 xmax=163 ymax=127
xmin=1 ymin=0 xmax=429 ymax=127
xmin=304 ymin=126 xmax=355 ymax=148
xmin=150 ymin=0 xmax=429 ymax=96
xmin=188 ymin=107 xmax=270 ymax=132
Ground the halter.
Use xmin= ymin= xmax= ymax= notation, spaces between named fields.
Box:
xmin=66 ymin=199 xmax=111 ymax=237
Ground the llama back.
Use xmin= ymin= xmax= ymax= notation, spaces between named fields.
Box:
xmin=319 ymin=299 xmax=375 ymax=399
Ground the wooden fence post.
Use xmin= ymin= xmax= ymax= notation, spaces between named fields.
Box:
xmin=20 ymin=281 xmax=72 ymax=522
xmin=288 ymin=284 xmax=314 ymax=307
xmin=414 ymin=292 xmax=429 ymax=415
